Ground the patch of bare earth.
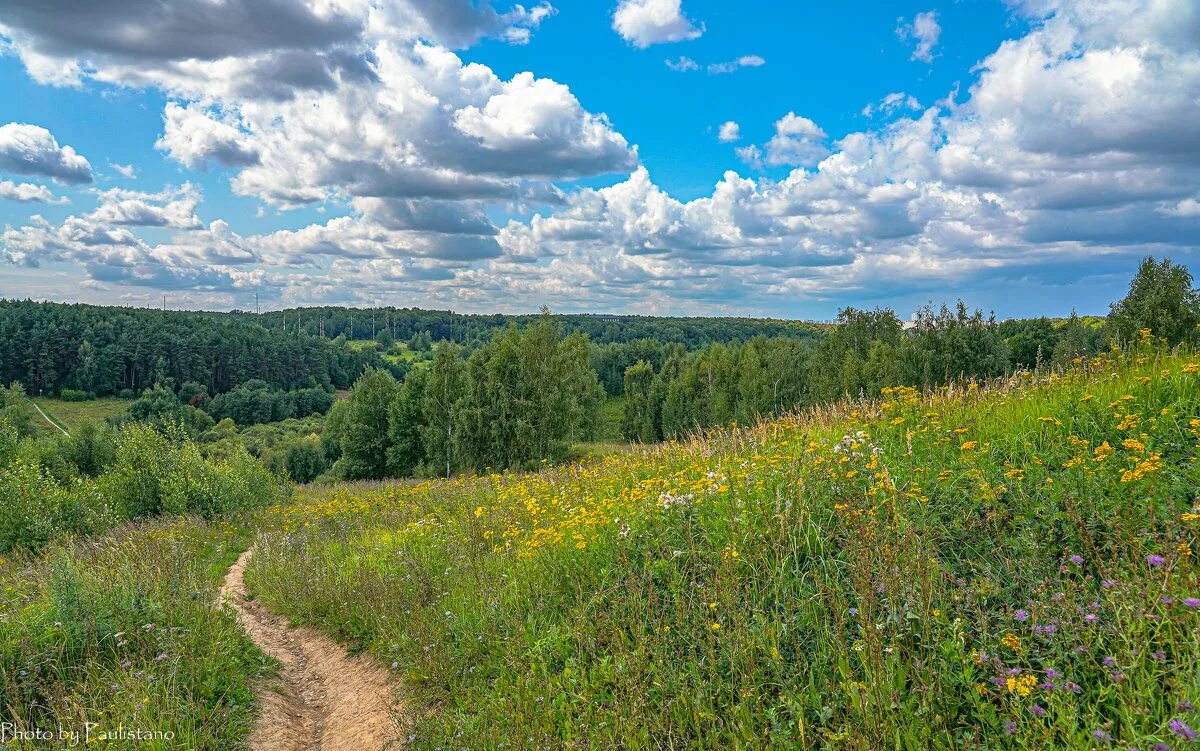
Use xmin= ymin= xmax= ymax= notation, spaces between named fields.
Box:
xmin=220 ymin=549 xmax=404 ymax=751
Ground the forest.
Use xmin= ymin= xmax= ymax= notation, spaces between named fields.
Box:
xmin=1 ymin=256 xmax=1197 ymax=491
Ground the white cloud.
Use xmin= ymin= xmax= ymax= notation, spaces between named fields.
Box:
xmin=764 ymin=113 xmax=829 ymax=167
xmin=88 ymin=184 xmax=204 ymax=229
xmin=1161 ymin=198 xmax=1200 ymax=217
xmin=718 ymin=121 xmax=741 ymax=143
xmin=3 ymin=0 xmax=1199 ymax=315
xmin=0 ymin=123 xmax=92 ymax=184
xmin=897 ymin=11 xmax=941 ymax=63
xmin=156 ymin=103 xmax=261 ymax=170
xmin=862 ymin=92 xmax=921 ymax=118
xmin=110 ymin=162 xmax=137 ymax=178
xmin=613 ymin=0 xmax=703 ymax=48
xmin=707 ymin=55 xmax=765 ymax=75
xmin=0 ymin=179 xmax=66 ymax=203
xmin=664 ymin=56 xmax=699 ymax=72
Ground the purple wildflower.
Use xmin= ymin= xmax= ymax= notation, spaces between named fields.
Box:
xmin=1070 ymin=555 xmax=1083 ymax=565
xmin=1151 ymin=651 xmax=1167 ymax=661
xmin=1101 ymin=579 xmax=1116 ymax=589
xmin=1170 ymin=719 xmax=1197 ymax=742
xmin=1184 ymin=597 xmax=1200 ymax=608
xmin=1029 ymin=704 xmax=1047 ymax=718
xmin=1045 ymin=668 xmax=1057 ymax=678
xmin=1014 ymin=609 xmax=1029 ymax=621
xmin=1005 ymin=720 xmax=1018 ymax=736
xmin=849 ymin=607 xmax=858 ymax=616
xmin=1085 ymin=613 xmax=1099 ymax=623
xmin=1148 ymin=554 xmax=1165 ymax=566
xmin=1092 ymin=728 xmax=1112 ymax=744
xmin=1179 ymin=700 xmax=1194 ymax=712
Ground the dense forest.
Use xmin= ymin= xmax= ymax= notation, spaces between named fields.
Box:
xmin=0 ymin=301 xmax=390 ymax=397
xmin=1 ymin=256 xmax=1197 ymax=488
xmin=0 ymin=300 xmax=820 ymax=398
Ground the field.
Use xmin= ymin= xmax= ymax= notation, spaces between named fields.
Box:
xmin=28 ymin=397 xmax=132 ymax=435
xmin=3 ymin=343 xmax=1198 ymax=749
xmin=240 ymin=344 xmax=1200 ymax=749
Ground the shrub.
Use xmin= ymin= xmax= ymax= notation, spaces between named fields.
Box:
xmin=58 ymin=388 xmax=94 ymax=402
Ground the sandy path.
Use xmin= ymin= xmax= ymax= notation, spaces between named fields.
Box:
xmin=219 ymin=549 xmax=404 ymax=751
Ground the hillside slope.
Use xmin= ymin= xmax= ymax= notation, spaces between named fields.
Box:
xmin=246 ymin=342 xmax=1200 ymax=749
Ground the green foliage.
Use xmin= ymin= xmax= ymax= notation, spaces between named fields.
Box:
xmin=0 ymin=518 xmax=265 ymax=750
xmin=1108 ymin=255 xmax=1200 ymax=346
xmin=327 ymin=368 xmax=401 ymax=480
xmin=206 ymin=382 xmax=333 ymax=426
xmin=387 ymin=366 xmax=428 ymax=477
xmin=284 ymin=437 xmax=328 ymax=483
xmin=125 ymin=383 xmax=214 ymax=436
xmin=57 ymin=388 xmax=94 ymax=402
xmin=249 ymin=346 xmax=1200 ymax=751
xmin=0 ymin=382 xmax=34 ymax=437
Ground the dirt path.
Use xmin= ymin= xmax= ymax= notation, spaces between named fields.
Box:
xmin=219 ymin=549 xmax=404 ymax=751
xmin=31 ymin=401 xmax=68 ymax=436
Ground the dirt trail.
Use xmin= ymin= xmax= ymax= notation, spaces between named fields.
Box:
xmin=219 ymin=549 xmax=404 ymax=751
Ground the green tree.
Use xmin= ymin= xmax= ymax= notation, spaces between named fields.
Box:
xmin=387 ymin=367 xmax=428 ymax=476
xmin=1108 ymin=256 xmax=1200 ymax=347
xmin=423 ymin=341 xmax=466 ymax=478
xmin=328 ymin=368 xmax=399 ymax=480
xmin=621 ymin=360 xmax=656 ymax=443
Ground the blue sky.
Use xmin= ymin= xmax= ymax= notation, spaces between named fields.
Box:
xmin=0 ymin=0 xmax=1197 ymax=319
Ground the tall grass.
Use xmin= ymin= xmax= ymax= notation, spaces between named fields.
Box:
xmin=0 ymin=517 xmax=265 ymax=749
xmin=247 ymin=343 xmax=1200 ymax=749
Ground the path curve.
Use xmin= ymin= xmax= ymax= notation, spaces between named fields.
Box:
xmin=219 ymin=549 xmax=404 ymax=751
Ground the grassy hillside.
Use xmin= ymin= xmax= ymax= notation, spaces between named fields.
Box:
xmin=243 ymin=343 xmax=1200 ymax=749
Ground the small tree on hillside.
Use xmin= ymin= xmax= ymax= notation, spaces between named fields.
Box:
xmin=1108 ymin=256 xmax=1200 ymax=347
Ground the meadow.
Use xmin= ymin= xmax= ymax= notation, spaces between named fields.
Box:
xmin=1 ymin=337 xmax=1197 ymax=749
xmin=29 ymin=398 xmax=132 ymax=435
xmin=237 ymin=338 xmax=1200 ymax=750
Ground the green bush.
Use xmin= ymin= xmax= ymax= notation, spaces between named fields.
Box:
xmin=58 ymin=388 xmax=94 ymax=402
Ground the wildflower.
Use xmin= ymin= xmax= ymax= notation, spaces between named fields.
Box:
xmin=1069 ymin=554 xmax=1083 ymax=565
xmin=1014 ymin=609 xmax=1029 ymax=621
xmin=960 ymin=440 xmax=978 ymax=451
xmin=1147 ymin=554 xmax=1165 ymax=566
xmin=1170 ymin=719 xmax=1197 ymax=742
xmin=1101 ymin=579 xmax=1115 ymax=589
xmin=1092 ymin=728 xmax=1112 ymax=744
xmin=1184 ymin=598 xmax=1200 ymax=608
xmin=1029 ymin=704 xmax=1047 ymax=718
xmin=1004 ymin=720 xmax=1018 ymax=736
xmin=1084 ymin=613 xmax=1098 ymax=623
xmin=710 ymin=622 xmax=721 ymax=631
xmin=1001 ymin=633 xmax=1021 ymax=651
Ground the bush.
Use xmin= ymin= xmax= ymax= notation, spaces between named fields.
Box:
xmin=58 ymin=388 xmax=94 ymax=402
xmin=283 ymin=438 xmax=328 ymax=483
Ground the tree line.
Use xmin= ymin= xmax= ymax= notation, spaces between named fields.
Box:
xmin=0 ymin=300 xmax=393 ymax=397
xmin=621 ymin=257 xmax=1199 ymax=442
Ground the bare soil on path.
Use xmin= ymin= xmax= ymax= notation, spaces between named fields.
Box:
xmin=219 ymin=549 xmax=404 ymax=751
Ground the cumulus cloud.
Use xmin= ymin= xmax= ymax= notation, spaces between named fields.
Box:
xmin=613 ymin=0 xmax=703 ymax=48
xmin=897 ymin=11 xmax=941 ymax=63
xmin=0 ymin=179 xmax=66 ymax=203
xmin=0 ymin=123 xmax=92 ymax=184
xmin=718 ymin=121 xmax=741 ymax=143
xmin=88 ymin=184 xmax=204 ymax=229
xmin=3 ymin=0 xmax=1199 ymax=315
xmin=156 ymin=103 xmax=261 ymax=170
xmin=764 ymin=113 xmax=829 ymax=167
xmin=110 ymin=162 xmax=137 ymax=178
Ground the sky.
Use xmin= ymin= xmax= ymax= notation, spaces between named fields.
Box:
xmin=0 ymin=0 xmax=1197 ymax=320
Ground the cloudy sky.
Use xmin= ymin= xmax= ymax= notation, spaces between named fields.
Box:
xmin=0 ymin=0 xmax=1197 ymax=318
